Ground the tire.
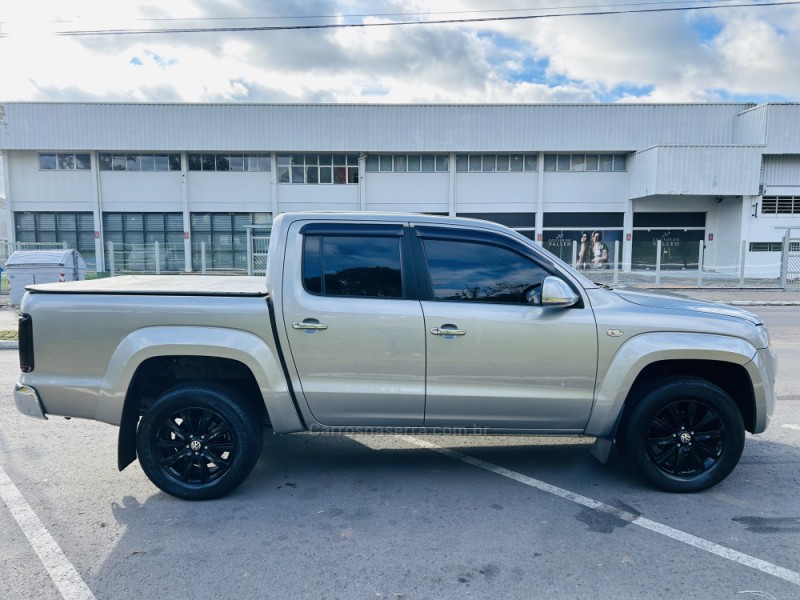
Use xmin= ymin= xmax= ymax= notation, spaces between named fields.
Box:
xmin=136 ymin=383 xmax=263 ymax=500
xmin=622 ymin=377 xmax=745 ymax=493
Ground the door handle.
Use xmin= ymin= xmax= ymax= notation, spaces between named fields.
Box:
xmin=292 ymin=321 xmax=328 ymax=331
xmin=430 ymin=326 xmax=466 ymax=336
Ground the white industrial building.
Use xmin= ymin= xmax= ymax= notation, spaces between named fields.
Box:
xmin=0 ymin=101 xmax=798 ymax=275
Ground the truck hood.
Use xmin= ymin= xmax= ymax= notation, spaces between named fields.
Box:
xmin=612 ymin=289 xmax=763 ymax=326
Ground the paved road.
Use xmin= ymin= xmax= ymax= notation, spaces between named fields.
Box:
xmin=0 ymin=308 xmax=798 ymax=600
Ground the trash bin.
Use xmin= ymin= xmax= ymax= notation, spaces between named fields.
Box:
xmin=5 ymin=249 xmax=87 ymax=305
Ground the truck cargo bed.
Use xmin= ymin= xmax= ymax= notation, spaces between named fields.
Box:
xmin=26 ymin=275 xmax=268 ymax=297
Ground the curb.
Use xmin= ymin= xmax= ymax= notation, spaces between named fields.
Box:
xmin=712 ymin=301 xmax=800 ymax=306
xmin=0 ymin=341 xmax=18 ymax=349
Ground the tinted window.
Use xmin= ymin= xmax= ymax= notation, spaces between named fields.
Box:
xmin=303 ymin=235 xmax=403 ymax=298
xmin=423 ymin=239 xmax=548 ymax=303
xmin=75 ymin=154 xmax=91 ymax=169
xmin=39 ymin=154 xmax=57 ymax=170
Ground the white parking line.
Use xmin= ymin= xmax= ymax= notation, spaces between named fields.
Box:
xmin=0 ymin=463 xmax=96 ymax=600
xmin=781 ymin=424 xmax=800 ymax=431
xmin=401 ymin=435 xmax=800 ymax=587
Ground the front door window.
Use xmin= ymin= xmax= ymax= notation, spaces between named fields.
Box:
xmin=423 ymin=238 xmax=548 ymax=303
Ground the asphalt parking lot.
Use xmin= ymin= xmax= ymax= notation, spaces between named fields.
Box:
xmin=1 ymin=306 xmax=799 ymax=600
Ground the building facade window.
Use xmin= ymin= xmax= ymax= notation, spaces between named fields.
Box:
xmin=14 ymin=212 xmax=96 ymax=268
xmin=543 ymin=153 xmax=627 ymax=172
xmin=103 ymin=212 xmax=184 ymax=271
xmin=277 ymin=154 xmax=358 ymax=184
xmin=99 ymin=153 xmax=182 ymax=172
xmin=190 ymin=212 xmax=271 ymax=271
xmin=749 ymin=242 xmax=783 ymax=252
xmin=762 ymin=196 xmax=800 ymax=215
xmin=455 ymin=154 xmax=537 ymax=172
xmin=38 ymin=153 xmax=91 ymax=171
xmin=366 ymin=154 xmax=449 ymax=173
xmin=187 ymin=153 xmax=270 ymax=172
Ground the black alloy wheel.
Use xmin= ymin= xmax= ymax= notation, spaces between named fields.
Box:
xmin=622 ymin=377 xmax=745 ymax=493
xmin=136 ymin=383 xmax=263 ymax=500
xmin=645 ymin=399 xmax=724 ymax=477
xmin=154 ymin=406 xmax=237 ymax=485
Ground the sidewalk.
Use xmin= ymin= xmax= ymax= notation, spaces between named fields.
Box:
xmin=0 ymin=306 xmax=18 ymax=330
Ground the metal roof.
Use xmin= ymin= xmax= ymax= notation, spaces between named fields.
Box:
xmin=3 ymin=101 xmax=788 ymax=154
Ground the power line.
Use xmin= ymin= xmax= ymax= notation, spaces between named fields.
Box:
xmin=0 ymin=1 xmax=761 ymax=25
xmin=1 ymin=1 xmax=797 ymax=37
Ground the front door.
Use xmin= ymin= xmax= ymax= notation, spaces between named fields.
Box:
xmin=416 ymin=228 xmax=598 ymax=430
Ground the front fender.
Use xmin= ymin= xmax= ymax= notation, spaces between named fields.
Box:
xmin=95 ymin=325 xmax=303 ymax=433
xmin=584 ymin=332 xmax=757 ymax=437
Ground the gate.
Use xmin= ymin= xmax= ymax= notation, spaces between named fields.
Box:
xmin=786 ymin=238 xmax=800 ymax=287
xmin=251 ymin=236 xmax=270 ymax=275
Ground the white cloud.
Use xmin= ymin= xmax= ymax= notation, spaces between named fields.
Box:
xmin=0 ymin=0 xmax=799 ymax=103
xmin=710 ymin=9 xmax=800 ymax=97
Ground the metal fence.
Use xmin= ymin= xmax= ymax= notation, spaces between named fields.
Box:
xmin=548 ymin=239 xmax=787 ymax=290
xmin=784 ymin=238 xmax=800 ymax=288
xmin=104 ymin=239 xmax=270 ymax=276
xmin=13 ymin=235 xmax=795 ymax=290
xmin=0 ymin=241 xmax=69 ymax=264
xmin=106 ymin=242 xmax=186 ymax=275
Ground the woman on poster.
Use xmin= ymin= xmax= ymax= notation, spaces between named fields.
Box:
xmin=575 ymin=232 xmax=591 ymax=270
xmin=591 ymin=230 xmax=609 ymax=269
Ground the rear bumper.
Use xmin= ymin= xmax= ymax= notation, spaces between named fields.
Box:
xmin=14 ymin=384 xmax=47 ymax=420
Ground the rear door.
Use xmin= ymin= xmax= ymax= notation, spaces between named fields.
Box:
xmin=414 ymin=226 xmax=598 ymax=430
xmin=281 ymin=221 xmax=426 ymax=426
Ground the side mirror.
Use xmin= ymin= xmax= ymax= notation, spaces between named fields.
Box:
xmin=541 ymin=276 xmax=579 ymax=307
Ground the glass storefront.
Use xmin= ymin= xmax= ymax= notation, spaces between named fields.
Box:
xmin=631 ymin=230 xmax=705 ymax=270
xmin=631 ymin=213 xmax=706 ymax=270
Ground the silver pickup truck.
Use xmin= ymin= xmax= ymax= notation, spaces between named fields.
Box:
xmin=14 ymin=212 xmax=777 ymax=500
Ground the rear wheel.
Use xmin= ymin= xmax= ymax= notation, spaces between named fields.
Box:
xmin=136 ymin=383 xmax=263 ymax=500
xmin=622 ymin=377 xmax=744 ymax=493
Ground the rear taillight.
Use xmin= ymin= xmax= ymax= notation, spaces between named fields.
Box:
xmin=19 ymin=314 xmax=34 ymax=373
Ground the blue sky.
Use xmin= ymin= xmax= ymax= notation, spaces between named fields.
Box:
xmin=0 ymin=1 xmax=799 ymax=104
xmin=690 ymin=14 xmax=724 ymax=43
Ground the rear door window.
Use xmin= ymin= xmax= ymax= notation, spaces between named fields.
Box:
xmin=303 ymin=234 xmax=403 ymax=298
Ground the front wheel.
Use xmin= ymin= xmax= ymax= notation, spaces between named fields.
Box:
xmin=136 ymin=383 xmax=263 ymax=500
xmin=622 ymin=378 xmax=745 ymax=493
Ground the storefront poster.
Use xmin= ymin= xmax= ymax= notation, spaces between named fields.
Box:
xmin=542 ymin=229 xmax=623 ymax=270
